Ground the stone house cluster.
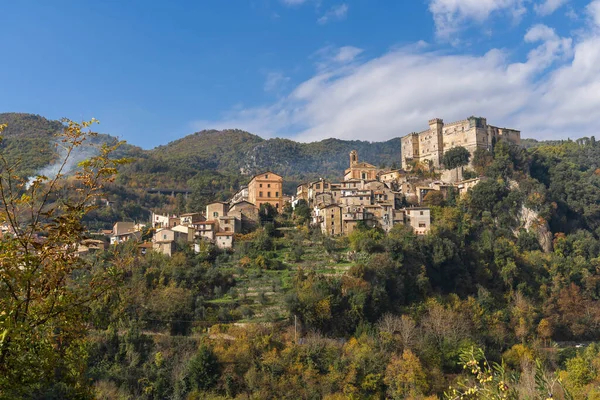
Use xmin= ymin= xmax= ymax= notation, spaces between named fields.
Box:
xmin=106 ymin=172 xmax=282 ymax=257
xmin=104 ymin=116 xmax=519 ymax=253
xmin=401 ymin=116 xmax=520 ymax=174
xmin=149 ymin=200 xmax=258 ymax=256
xmin=294 ymin=151 xmax=433 ymax=236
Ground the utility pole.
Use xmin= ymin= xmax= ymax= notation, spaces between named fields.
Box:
xmin=294 ymin=314 xmax=297 ymax=343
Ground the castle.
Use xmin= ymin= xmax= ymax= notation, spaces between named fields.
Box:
xmin=400 ymin=116 xmax=521 ymax=170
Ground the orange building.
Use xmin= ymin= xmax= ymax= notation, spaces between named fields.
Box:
xmin=344 ymin=150 xmax=378 ymax=181
xmin=247 ymin=171 xmax=284 ymax=211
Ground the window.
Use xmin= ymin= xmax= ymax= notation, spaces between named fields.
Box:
xmin=259 ymin=184 xmax=263 ymax=188
xmin=419 ymin=223 xmax=426 ymax=228
xmin=267 ymin=184 xmax=271 ymax=188
xmin=316 ymin=184 xmax=321 ymax=189
xmin=259 ymin=191 xmax=263 ymax=197
xmin=324 ymin=184 xmax=329 ymax=189
xmin=265 ymin=174 xmax=268 ymax=178
xmin=163 ymin=234 xmax=167 ymax=240
xmin=267 ymin=192 xmax=271 ymax=198
xmin=224 ymin=227 xmax=230 ymax=231
xmin=213 ymin=211 xmax=218 ymax=217
xmin=275 ymin=191 xmax=279 ymax=197
xmin=420 ymin=211 xmax=424 ymax=216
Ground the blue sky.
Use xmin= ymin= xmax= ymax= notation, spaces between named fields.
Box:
xmin=1 ymin=0 xmax=598 ymax=148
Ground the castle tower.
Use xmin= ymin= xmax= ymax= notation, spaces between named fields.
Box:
xmin=427 ymin=118 xmax=445 ymax=168
xmin=349 ymin=150 xmax=358 ymax=167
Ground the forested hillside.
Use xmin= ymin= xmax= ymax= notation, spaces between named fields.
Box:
xmin=120 ymin=130 xmax=401 ymax=192
xmin=0 ymin=113 xmax=399 ymax=186
xmin=4 ymin=129 xmax=600 ymax=399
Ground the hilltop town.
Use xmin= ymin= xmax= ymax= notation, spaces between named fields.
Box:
xmin=102 ymin=116 xmax=521 ymax=257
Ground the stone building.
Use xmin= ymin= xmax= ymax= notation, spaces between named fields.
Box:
xmin=151 ymin=212 xmax=179 ymax=229
xmin=319 ymin=204 xmax=344 ymax=236
xmin=247 ymin=171 xmax=284 ymax=211
xmin=404 ymin=208 xmax=431 ymax=235
xmin=180 ymin=213 xmax=204 ymax=226
xmin=344 ymin=151 xmax=378 ymax=181
xmin=401 ymin=116 xmax=521 ymax=170
xmin=215 ymin=232 xmax=234 ymax=249
xmin=152 ymin=228 xmax=190 ymax=257
xmin=206 ymin=202 xmax=229 ymax=219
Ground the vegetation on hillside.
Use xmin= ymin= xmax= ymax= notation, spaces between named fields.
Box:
xmin=3 ymin=113 xmax=600 ymax=398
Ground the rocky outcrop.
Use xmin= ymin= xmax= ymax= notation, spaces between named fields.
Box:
xmin=518 ymin=205 xmax=553 ymax=253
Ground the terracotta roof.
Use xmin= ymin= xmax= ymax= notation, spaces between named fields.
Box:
xmin=216 ymin=232 xmax=233 ymax=236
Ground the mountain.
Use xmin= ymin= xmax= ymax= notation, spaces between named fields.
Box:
xmin=0 ymin=113 xmax=143 ymax=178
xmin=0 ymin=113 xmax=65 ymax=177
xmin=123 ymin=129 xmax=402 ymax=188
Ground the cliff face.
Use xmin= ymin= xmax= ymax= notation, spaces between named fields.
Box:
xmin=518 ymin=204 xmax=553 ymax=253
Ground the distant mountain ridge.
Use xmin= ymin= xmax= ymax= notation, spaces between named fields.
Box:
xmin=148 ymin=128 xmax=401 ymax=179
xmin=1 ymin=112 xmax=561 ymax=191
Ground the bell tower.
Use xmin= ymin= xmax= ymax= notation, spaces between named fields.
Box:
xmin=349 ymin=150 xmax=358 ymax=166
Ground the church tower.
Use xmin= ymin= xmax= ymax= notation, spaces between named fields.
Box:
xmin=349 ymin=150 xmax=358 ymax=167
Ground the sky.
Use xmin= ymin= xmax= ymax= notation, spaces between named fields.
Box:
xmin=1 ymin=0 xmax=598 ymax=148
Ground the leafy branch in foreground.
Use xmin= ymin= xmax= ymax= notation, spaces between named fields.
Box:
xmin=0 ymin=119 xmax=131 ymax=397
xmin=445 ymin=347 xmax=573 ymax=400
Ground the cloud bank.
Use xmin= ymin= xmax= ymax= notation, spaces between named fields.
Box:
xmin=194 ymin=0 xmax=600 ymax=143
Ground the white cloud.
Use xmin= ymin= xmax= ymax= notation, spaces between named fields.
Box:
xmin=588 ymin=0 xmax=600 ymax=26
xmin=565 ymin=7 xmax=579 ymax=20
xmin=264 ymin=72 xmax=290 ymax=93
xmin=534 ymin=0 xmax=568 ymax=16
xmin=194 ymin=3 xmax=600 ymax=143
xmin=318 ymin=3 xmax=348 ymax=24
xmin=429 ymin=0 xmax=527 ymax=38
xmin=334 ymin=46 xmax=363 ymax=63
xmin=535 ymin=0 xmax=568 ymax=16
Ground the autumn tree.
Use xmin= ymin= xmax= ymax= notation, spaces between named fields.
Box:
xmin=384 ymin=349 xmax=429 ymax=399
xmin=0 ymin=120 xmax=129 ymax=397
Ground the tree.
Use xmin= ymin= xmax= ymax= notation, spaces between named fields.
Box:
xmin=293 ymin=199 xmax=311 ymax=225
xmin=472 ymin=148 xmax=494 ymax=176
xmin=175 ymin=193 xmax=186 ymax=215
xmin=179 ymin=345 xmax=221 ymax=396
xmin=384 ymin=349 xmax=429 ymax=399
xmin=258 ymin=203 xmax=276 ymax=225
xmin=423 ymin=190 xmax=445 ymax=207
xmin=0 ymin=119 xmax=129 ymax=396
xmin=442 ymin=146 xmax=471 ymax=181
